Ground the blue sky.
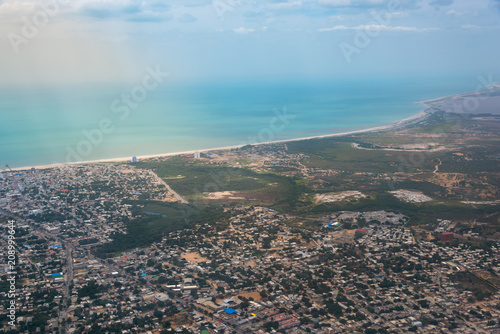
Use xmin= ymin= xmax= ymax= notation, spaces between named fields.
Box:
xmin=1 ymin=0 xmax=499 ymax=84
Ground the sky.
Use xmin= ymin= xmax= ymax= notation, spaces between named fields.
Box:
xmin=0 ymin=0 xmax=499 ymax=85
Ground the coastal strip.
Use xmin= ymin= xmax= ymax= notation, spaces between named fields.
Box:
xmin=1 ymin=109 xmax=430 ymax=172
xmin=4 ymin=87 xmax=498 ymax=172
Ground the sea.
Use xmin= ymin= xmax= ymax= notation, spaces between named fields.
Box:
xmin=0 ymin=74 xmax=491 ymax=168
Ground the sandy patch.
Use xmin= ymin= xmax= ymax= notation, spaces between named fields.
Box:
xmin=352 ymin=142 xmax=445 ymax=152
xmin=461 ymin=200 xmax=500 ymax=205
xmin=204 ymin=191 xmax=246 ymax=200
xmin=325 ymin=229 xmax=355 ymax=244
xmin=168 ymin=313 xmax=193 ymax=328
xmin=390 ymin=190 xmax=432 ymax=203
xmin=181 ymin=252 xmax=209 ymax=263
xmin=217 ymin=292 xmax=262 ymax=304
xmin=119 ymin=169 xmax=137 ymax=174
xmin=315 ymin=191 xmax=366 ymax=203
xmin=237 ymin=292 xmax=262 ymax=301
xmin=161 ymin=196 xmax=179 ymax=202
xmin=163 ymin=175 xmax=185 ymax=179
xmin=245 ymin=261 xmax=258 ymax=267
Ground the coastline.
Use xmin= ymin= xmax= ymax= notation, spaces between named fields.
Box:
xmin=2 ymin=108 xmax=430 ymax=172
xmin=3 ymin=84 xmax=498 ymax=173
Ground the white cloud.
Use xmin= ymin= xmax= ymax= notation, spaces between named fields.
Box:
xmin=390 ymin=11 xmax=409 ymax=18
xmin=233 ymin=26 xmax=255 ymax=34
xmin=461 ymin=24 xmax=480 ymax=29
xmin=446 ymin=9 xmax=478 ymax=16
xmin=318 ymin=0 xmax=351 ymax=6
xmin=317 ymin=0 xmax=385 ymax=6
xmin=0 ymin=0 xmax=44 ymax=19
xmin=267 ymin=1 xmax=303 ymax=10
xmin=319 ymin=24 xmax=438 ymax=32
xmin=461 ymin=24 xmax=500 ymax=29
xmin=328 ymin=15 xmax=347 ymax=21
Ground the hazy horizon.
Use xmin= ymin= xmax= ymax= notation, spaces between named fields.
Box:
xmin=1 ymin=0 xmax=500 ymax=85
xmin=2 ymin=0 xmax=500 ymax=168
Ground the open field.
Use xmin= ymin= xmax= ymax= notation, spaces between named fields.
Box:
xmin=181 ymin=252 xmax=209 ymax=263
xmin=315 ymin=191 xmax=366 ymax=203
xmin=237 ymin=292 xmax=262 ymax=301
xmin=390 ymin=190 xmax=433 ymax=203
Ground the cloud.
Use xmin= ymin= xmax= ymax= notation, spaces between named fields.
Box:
xmin=267 ymin=1 xmax=303 ymax=10
xmin=460 ymin=24 xmax=480 ymax=29
xmin=319 ymin=24 xmax=438 ymax=32
xmin=178 ymin=13 xmax=197 ymax=23
xmin=233 ymin=26 xmax=256 ymax=34
xmin=430 ymin=0 xmax=453 ymax=6
xmin=446 ymin=9 xmax=478 ymax=16
xmin=318 ymin=0 xmax=351 ymax=6
xmin=177 ymin=0 xmax=213 ymax=7
xmin=461 ymin=24 xmax=500 ymax=29
xmin=75 ymin=0 xmax=143 ymax=19
xmin=0 ymin=0 xmax=40 ymax=18
xmin=317 ymin=0 xmax=385 ymax=7
xmin=390 ymin=11 xmax=409 ymax=18
xmin=491 ymin=0 xmax=500 ymax=11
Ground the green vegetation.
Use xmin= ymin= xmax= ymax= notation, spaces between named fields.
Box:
xmin=136 ymin=157 xmax=266 ymax=196
xmin=126 ymin=111 xmax=499 ymax=238
xmin=136 ymin=157 xmax=308 ymax=210
xmin=77 ymin=280 xmax=107 ymax=299
xmin=79 ymin=238 xmax=99 ymax=245
xmin=95 ymin=201 xmax=228 ymax=258
xmin=287 ymin=138 xmax=437 ymax=173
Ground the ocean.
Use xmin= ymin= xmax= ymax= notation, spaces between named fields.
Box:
xmin=0 ymin=74 xmax=487 ymax=168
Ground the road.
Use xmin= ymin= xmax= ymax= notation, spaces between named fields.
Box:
xmin=149 ymin=170 xmax=189 ymax=204
xmin=60 ymin=241 xmax=74 ymax=332
xmin=433 ymin=158 xmax=442 ymax=173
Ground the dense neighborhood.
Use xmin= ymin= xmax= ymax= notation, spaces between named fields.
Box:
xmin=1 ymin=157 xmax=499 ymax=333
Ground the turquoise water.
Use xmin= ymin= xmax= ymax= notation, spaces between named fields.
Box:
xmin=0 ymin=75 xmax=486 ymax=168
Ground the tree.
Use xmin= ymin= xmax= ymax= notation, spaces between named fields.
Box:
xmin=263 ymin=322 xmax=279 ymax=331
xmin=154 ymin=309 xmax=163 ymax=321
xmin=325 ymin=299 xmax=343 ymax=318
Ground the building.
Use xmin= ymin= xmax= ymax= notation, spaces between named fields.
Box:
xmin=440 ymin=232 xmax=454 ymax=242
xmin=132 ymin=156 xmax=137 ymax=163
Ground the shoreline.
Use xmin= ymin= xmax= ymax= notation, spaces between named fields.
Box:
xmin=1 ymin=109 xmax=430 ymax=172
xmin=4 ymin=85 xmax=499 ymax=172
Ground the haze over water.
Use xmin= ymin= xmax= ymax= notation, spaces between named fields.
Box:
xmin=1 ymin=0 xmax=499 ymax=168
xmin=0 ymin=74 xmax=486 ymax=168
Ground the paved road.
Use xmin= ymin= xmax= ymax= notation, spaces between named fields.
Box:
xmin=60 ymin=242 xmax=73 ymax=332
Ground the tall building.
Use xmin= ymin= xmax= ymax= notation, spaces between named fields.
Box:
xmin=194 ymin=152 xmax=201 ymax=159
xmin=132 ymin=156 xmax=137 ymax=163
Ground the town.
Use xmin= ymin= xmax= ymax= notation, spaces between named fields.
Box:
xmin=1 ymin=156 xmax=499 ymax=333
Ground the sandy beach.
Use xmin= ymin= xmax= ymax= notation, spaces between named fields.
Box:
xmin=8 ymin=85 xmax=499 ymax=172
xmin=2 ymin=107 xmax=430 ymax=172
xmin=2 ymin=110 xmax=433 ymax=172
